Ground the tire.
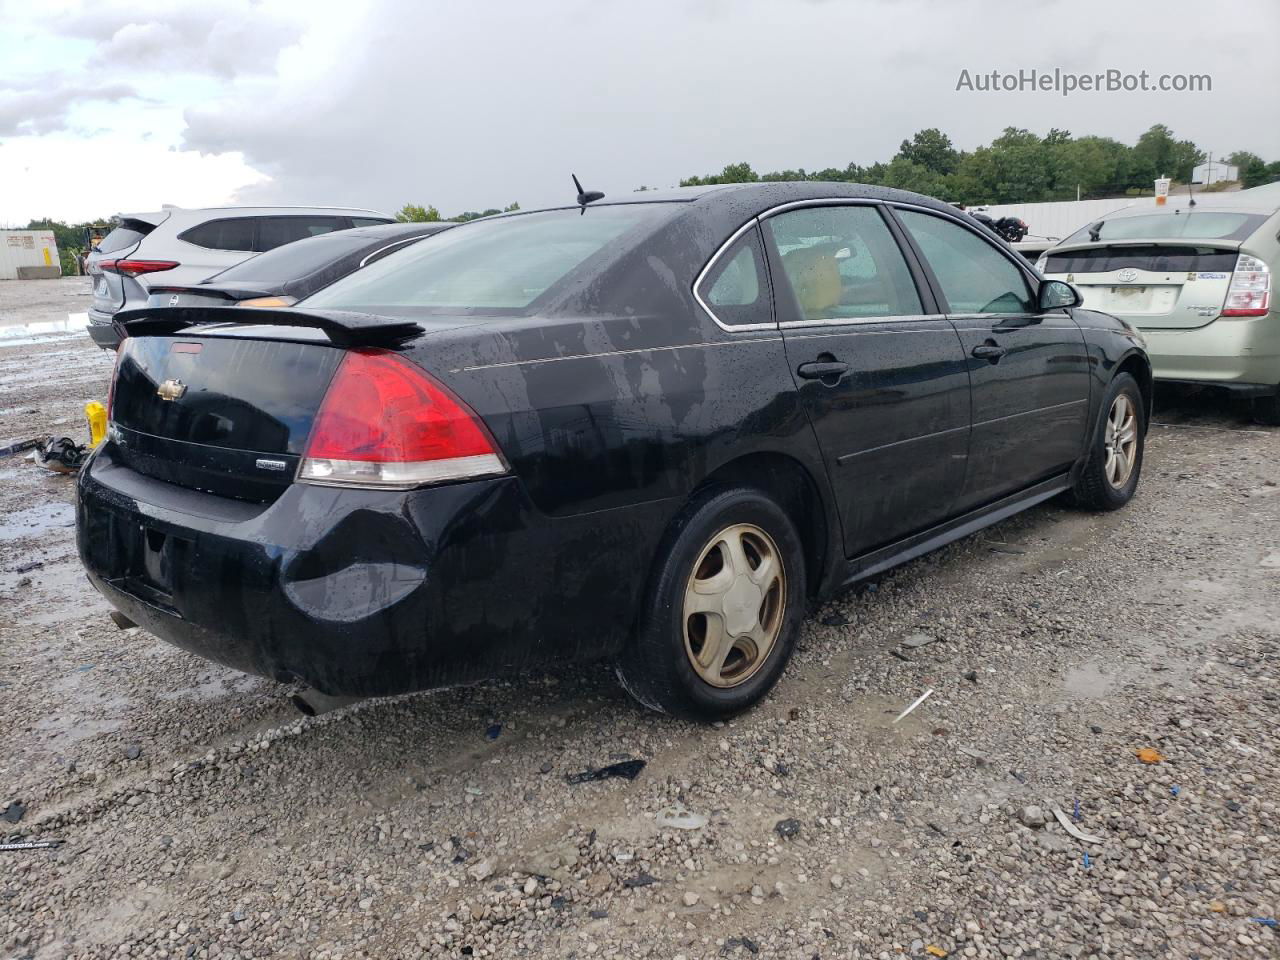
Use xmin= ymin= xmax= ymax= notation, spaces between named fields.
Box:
xmin=1251 ymin=390 xmax=1280 ymax=426
xmin=616 ymin=484 xmax=806 ymax=721
xmin=1069 ymin=372 xmax=1145 ymax=511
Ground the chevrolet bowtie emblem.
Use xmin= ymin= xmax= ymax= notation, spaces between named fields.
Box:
xmin=156 ymin=378 xmax=187 ymax=401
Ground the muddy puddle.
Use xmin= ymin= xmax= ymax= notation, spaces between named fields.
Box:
xmin=0 ymin=311 xmax=90 ymax=348
xmin=0 ymin=500 xmax=74 ymax=542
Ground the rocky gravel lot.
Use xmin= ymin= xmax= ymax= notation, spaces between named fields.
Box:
xmin=1 ymin=277 xmax=1277 ymax=959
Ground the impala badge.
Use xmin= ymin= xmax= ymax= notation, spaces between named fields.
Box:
xmin=255 ymin=458 xmax=287 ymax=472
xmin=156 ymin=378 xmax=187 ymax=401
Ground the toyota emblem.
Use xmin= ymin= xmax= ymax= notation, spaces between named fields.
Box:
xmin=1116 ymin=268 xmax=1139 ymax=282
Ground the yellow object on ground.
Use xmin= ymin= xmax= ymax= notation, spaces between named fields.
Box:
xmin=85 ymin=401 xmax=107 ymax=448
xmin=1136 ymin=747 xmax=1164 ymax=764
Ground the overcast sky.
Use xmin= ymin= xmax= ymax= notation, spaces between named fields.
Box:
xmin=1 ymin=0 xmax=1277 ymax=225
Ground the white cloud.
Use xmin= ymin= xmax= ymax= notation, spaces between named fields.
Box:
xmin=0 ymin=134 xmax=267 ymax=225
xmin=0 ymin=82 xmax=141 ymax=136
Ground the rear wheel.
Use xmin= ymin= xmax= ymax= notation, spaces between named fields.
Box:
xmin=1069 ymin=372 xmax=1145 ymax=510
xmin=616 ymin=485 xmax=806 ymax=721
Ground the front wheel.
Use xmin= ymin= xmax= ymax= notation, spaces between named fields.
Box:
xmin=616 ymin=485 xmax=806 ymax=721
xmin=1069 ymin=372 xmax=1145 ymax=511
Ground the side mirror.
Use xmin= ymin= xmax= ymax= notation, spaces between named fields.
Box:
xmin=1039 ymin=279 xmax=1082 ymax=311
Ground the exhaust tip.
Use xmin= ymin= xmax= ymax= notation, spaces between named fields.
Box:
xmin=290 ymin=689 xmax=362 ymax=717
xmin=108 ymin=610 xmax=138 ymax=630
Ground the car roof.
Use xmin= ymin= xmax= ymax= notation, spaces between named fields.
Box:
xmin=491 ymin=180 xmax=963 ymax=219
xmin=115 ymin=205 xmax=392 ymax=222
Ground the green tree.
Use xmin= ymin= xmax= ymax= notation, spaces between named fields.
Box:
xmin=395 ymin=203 xmax=441 ymax=222
xmin=1227 ymin=151 xmax=1273 ymax=188
xmin=680 ymin=161 xmax=759 ymax=187
xmin=1130 ymin=124 xmax=1203 ymax=185
xmin=896 ymin=128 xmax=958 ymax=176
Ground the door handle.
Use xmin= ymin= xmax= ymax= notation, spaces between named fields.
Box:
xmin=796 ymin=360 xmax=851 ymax=381
xmin=971 ymin=343 xmax=1007 ymax=362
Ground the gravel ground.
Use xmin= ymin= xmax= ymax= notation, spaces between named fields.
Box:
xmin=1 ymin=277 xmax=1277 ymax=960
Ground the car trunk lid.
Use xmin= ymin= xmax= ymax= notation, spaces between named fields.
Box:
xmin=1041 ymin=241 xmax=1241 ymax=330
xmin=107 ymin=308 xmax=424 ymax=501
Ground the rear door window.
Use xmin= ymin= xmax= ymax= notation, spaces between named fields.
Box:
xmin=764 ymin=205 xmax=923 ymax=320
xmin=897 ymin=210 xmax=1034 ymax=314
xmin=350 ymin=217 xmax=392 ymax=227
xmin=696 ymin=227 xmax=771 ymax=327
xmin=256 ymin=217 xmax=347 ymax=251
xmin=179 ymin=218 xmax=256 ymax=252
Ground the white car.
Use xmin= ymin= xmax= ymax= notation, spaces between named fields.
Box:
xmin=85 ymin=206 xmax=392 ymax=349
xmin=1037 ymin=189 xmax=1279 ymax=422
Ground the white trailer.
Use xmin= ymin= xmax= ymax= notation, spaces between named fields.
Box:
xmin=0 ymin=230 xmax=61 ymax=280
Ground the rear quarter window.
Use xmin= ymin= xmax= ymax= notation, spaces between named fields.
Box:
xmin=179 ymin=218 xmax=256 ymax=252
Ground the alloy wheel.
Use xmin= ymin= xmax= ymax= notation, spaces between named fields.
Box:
xmin=682 ymin=523 xmax=786 ymax=688
xmin=1103 ymin=393 xmax=1139 ymax=488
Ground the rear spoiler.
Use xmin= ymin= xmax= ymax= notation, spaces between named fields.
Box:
xmin=113 ymin=306 xmax=422 ymax=348
xmin=1045 ymin=238 xmax=1244 ymax=256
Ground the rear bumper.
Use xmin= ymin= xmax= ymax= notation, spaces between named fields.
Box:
xmin=76 ymin=445 xmax=671 ymax=696
xmin=1139 ymin=311 xmax=1280 ymax=390
xmin=87 ymin=309 xmax=121 ymax=350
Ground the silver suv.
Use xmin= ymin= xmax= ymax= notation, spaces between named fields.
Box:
xmin=86 ymin=206 xmax=392 ymax=349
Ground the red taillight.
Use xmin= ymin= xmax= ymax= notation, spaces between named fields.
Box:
xmin=97 ymin=259 xmax=180 ymax=277
xmin=1221 ymin=253 xmax=1271 ymax=318
xmin=299 ymin=349 xmax=506 ymax=489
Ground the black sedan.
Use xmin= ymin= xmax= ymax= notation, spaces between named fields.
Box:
xmin=77 ymin=182 xmax=1150 ymax=720
xmin=144 ymin=221 xmax=453 ymax=310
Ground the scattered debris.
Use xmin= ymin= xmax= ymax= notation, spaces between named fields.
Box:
xmin=1209 ymin=901 xmax=1227 ymax=913
xmin=565 ymin=759 xmax=645 ymax=784
xmin=623 ymin=872 xmax=658 ymax=888
xmin=962 ymin=670 xmax=978 ymax=683
xmin=13 ymin=560 xmax=43 ymax=574
xmin=485 ymin=723 xmax=502 ymax=740
xmin=893 ymin=688 xmax=934 ymax=724
xmin=1082 ymin=852 xmax=1091 ymax=869
xmin=0 ymin=839 xmax=61 ymax=851
xmin=37 ymin=436 xmax=87 ymax=474
xmin=774 ymin=818 xmax=801 ymax=839
xmin=957 ymin=745 xmax=990 ymax=766
xmin=588 ymin=909 xmax=608 ymax=919
xmin=1073 ymin=799 xmax=1081 ymax=821
xmin=1 ymin=801 xmax=26 ymax=824
xmin=1051 ymin=806 xmax=1103 ymax=844
xmin=682 ymin=890 xmax=700 ymax=906
xmin=1018 ymin=806 xmax=1046 ymax=829
xmin=889 ymin=649 xmax=912 ymax=662
xmin=1250 ymin=918 xmax=1277 ymax=927
xmin=1010 ymin=770 xmax=1027 ymax=784
xmin=124 ymin=745 xmax=142 ymax=761
xmin=821 ymin=613 xmax=851 ymax=626
xmin=1135 ymin=747 xmax=1164 ymax=764
xmin=538 ymin=761 xmax=553 ymax=774
xmin=901 ymin=633 xmax=936 ymax=649
xmin=724 ymin=936 xmax=760 ymax=954
xmin=1170 ymin=785 xmax=1181 ymax=797
xmin=468 ymin=859 xmax=495 ymax=882
xmin=926 ymin=947 xmax=949 ymax=958
xmin=0 ymin=436 xmax=47 ymax=459
xmin=1090 ymin=725 xmax=1104 ymax=735
xmin=656 ymin=806 xmax=708 ymax=831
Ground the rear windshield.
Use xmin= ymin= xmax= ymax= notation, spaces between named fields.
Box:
xmin=214 ymin=232 xmax=370 ymax=282
xmin=1064 ymin=211 xmax=1267 ymax=245
xmin=303 ymin=204 xmax=679 ymax=315
xmin=1044 ymin=245 xmax=1240 ymax=274
xmin=97 ymin=219 xmax=156 ymax=254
